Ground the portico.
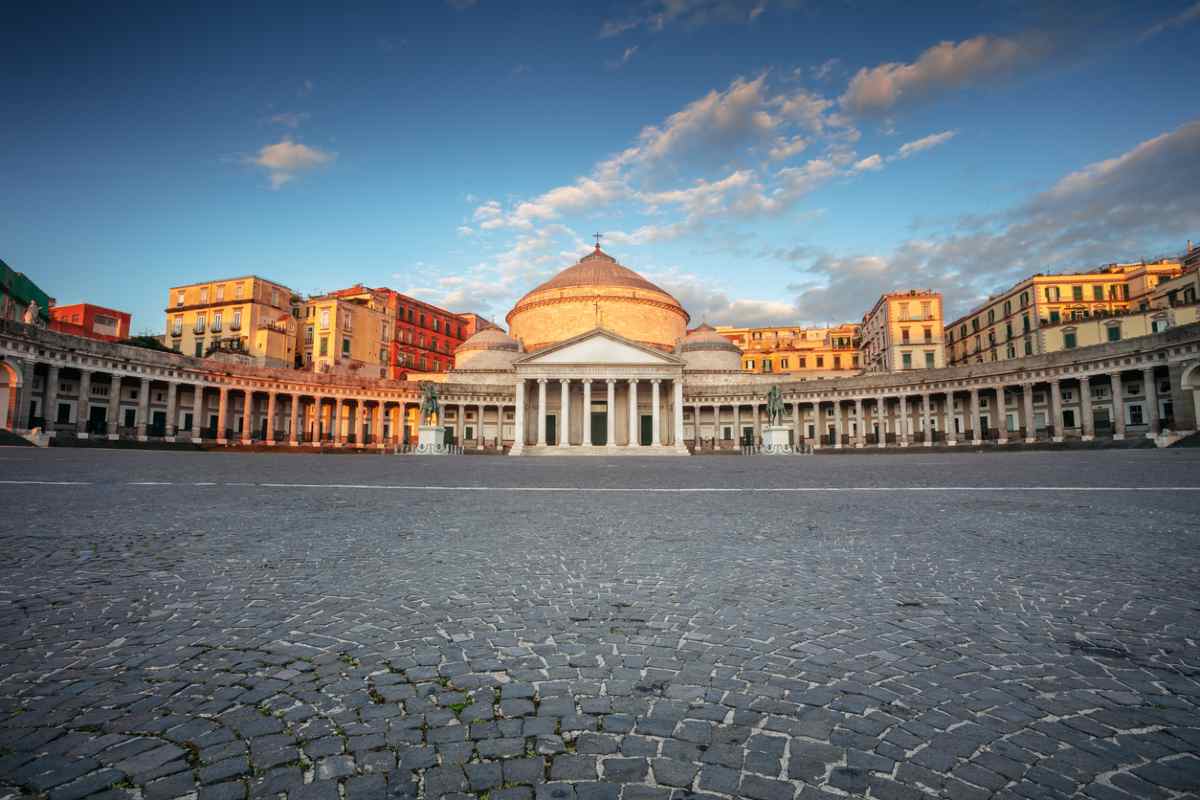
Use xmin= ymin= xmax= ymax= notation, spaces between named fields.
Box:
xmin=509 ymin=328 xmax=689 ymax=455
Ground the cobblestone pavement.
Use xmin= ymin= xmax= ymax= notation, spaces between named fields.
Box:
xmin=1 ymin=449 xmax=1199 ymax=800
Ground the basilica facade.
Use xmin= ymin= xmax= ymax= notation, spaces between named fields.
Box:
xmin=2 ymin=247 xmax=1200 ymax=453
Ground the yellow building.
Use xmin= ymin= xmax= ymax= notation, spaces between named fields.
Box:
xmin=1153 ymin=267 xmax=1199 ymax=309
xmin=165 ymin=276 xmax=298 ymax=366
xmin=946 ymin=260 xmax=1182 ymax=366
xmin=714 ymin=324 xmax=861 ymax=375
xmin=1040 ymin=304 xmax=1199 ymax=353
xmin=860 ymin=290 xmax=945 ymax=372
xmin=297 ymin=292 xmax=388 ymax=378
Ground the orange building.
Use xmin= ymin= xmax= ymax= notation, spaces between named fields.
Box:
xmin=49 ymin=303 xmax=131 ymax=341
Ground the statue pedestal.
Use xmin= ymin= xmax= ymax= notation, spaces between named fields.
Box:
xmin=761 ymin=425 xmax=795 ymax=454
xmin=414 ymin=424 xmax=450 ymax=455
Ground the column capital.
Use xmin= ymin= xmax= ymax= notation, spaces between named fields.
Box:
xmin=627 ymin=378 xmax=638 ymax=385
xmin=650 ymin=378 xmax=661 ymax=385
xmin=581 ymin=378 xmax=593 ymax=385
xmin=537 ymin=377 xmax=548 ymax=384
xmin=559 ymin=377 xmax=570 ymax=385
xmin=606 ymin=377 xmax=617 ymax=385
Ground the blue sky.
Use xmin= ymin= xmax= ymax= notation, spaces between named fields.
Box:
xmin=3 ymin=0 xmax=1199 ymax=334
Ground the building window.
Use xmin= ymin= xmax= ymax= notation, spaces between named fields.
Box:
xmin=1093 ymin=285 xmax=1104 ymax=301
xmin=211 ymin=310 xmax=222 ymax=332
xmin=304 ymin=325 xmax=313 ymax=343
xmin=1064 ymin=330 xmax=1077 ymax=349
xmin=200 ymin=287 xmax=208 ymax=303
xmin=1072 ymin=285 xmax=1083 ymax=301
xmin=216 ymin=285 xmax=224 ymax=302
xmin=763 ymin=361 xmax=772 ymax=373
xmin=921 ymin=301 xmax=931 ymax=320
xmin=231 ymin=308 xmax=242 ymax=331
xmin=194 ymin=341 xmax=204 ymax=357
xmin=1005 ymin=322 xmax=1013 ymax=340
xmin=235 ymin=283 xmax=244 ymax=299
xmin=319 ymin=336 xmax=328 ymax=356
xmin=902 ymin=352 xmax=912 ymax=369
xmin=816 ymin=356 xmax=824 ymax=368
xmin=1106 ymin=324 xmax=1121 ymax=342
xmin=901 ymin=328 xmax=910 ymax=343
xmin=176 ymin=291 xmax=185 ymax=307
xmin=745 ymin=360 xmax=754 ymax=369
xmin=987 ymin=309 xmax=995 ymax=324
xmin=833 ymin=355 xmax=841 ymax=369
xmin=342 ymin=337 xmax=351 ymax=355
xmin=320 ymin=309 xmax=330 ymax=329
xmin=1049 ymin=310 xmax=1060 ymax=324
xmin=1046 ymin=286 xmax=1059 ymax=302
xmin=1003 ymin=300 xmax=1011 ymax=315
xmin=195 ymin=313 xmax=206 ymax=334
xmin=898 ymin=302 xmax=909 ymax=320
xmin=799 ymin=357 xmax=807 ymax=368
xmin=924 ymin=351 xmax=934 ymax=368
xmin=1006 ymin=344 xmax=1015 ymax=359
xmin=343 ymin=313 xmax=352 ymax=332
xmin=1024 ymin=339 xmax=1033 ymax=356
xmin=781 ymin=358 xmax=789 ymax=369
xmin=1022 ymin=314 xmax=1030 ymax=333
xmin=271 ymin=288 xmax=279 ymax=307
xmin=1020 ymin=291 xmax=1029 ymax=307
xmin=172 ymin=317 xmax=182 ymax=336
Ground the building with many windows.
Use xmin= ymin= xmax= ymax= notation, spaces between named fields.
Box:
xmin=714 ymin=324 xmax=861 ymax=375
xmin=1 ymin=259 xmax=53 ymax=325
xmin=164 ymin=276 xmax=298 ymax=364
xmin=945 ymin=260 xmax=1182 ymax=366
xmin=860 ymin=290 xmax=945 ymax=373
xmin=298 ymin=291 xmax=388 ymax=378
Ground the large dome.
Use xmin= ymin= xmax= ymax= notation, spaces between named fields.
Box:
xmin=506 ymin=247 xmax=689 ymax=352
xmin=679 ymin=323 xmax=742 ymax=371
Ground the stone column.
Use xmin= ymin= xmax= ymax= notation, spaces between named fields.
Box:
xmin=476 ymin=403 xmax=484 ymax=446
xmin=134 ymin=378 xmax=150 ymax=438
xmin=996 ymin=387 xmax=1009 ymax=445
xmin=559 ymin=379 xmax=570 ymax=447
xmin=165 ymin=382 xmax=178 ymax=437
xmin=1050 ymin=379 xmax=1064 ymax=442
xmin=673 ymin=380 xmax=684 ymax=449
xmin=354 ymin=399 xmax=365 ymax=445
xmin=76 ymin=370 xmax=92 ymax=435
xmin=810 ymin=402 xmax=821 ymax=450
xmin=944 ymin=392 xmax=956 ymax=446
xmin=876 ymin=396 xmax=887 ymax=448
xmin=1111 ymin=372 xmax=1125 ymax=440
xmin=373 ymin=402 xmax=383 ymax=446
xmin=266 ymin=391 xmax=277 ymax=443
xmin=288 ymin=395 xmax=299 ymax=445
xmin=969 ymin=387 xmax=981 ymax=444
xmin=109 ymin=374 xmax=123 ymax=439
xmin=922 ymin=394 xmax=932 ymax=446
xmin=898 ymin=395 xmax=909 ymax=446
xmin=606 ymin=379 xmax=616 ymax=449
xmin=628 ymin=378 xmax=639 ymax=447
xmin=241 ymin=390 xmax=253 ymax=443
xmin=854 ymin=398 xmax=864 ymax=448
xmin=536 ymin=379 xmax=548 ymax=446
xmin=833 ymin=400 xmax=843 ymax=448
xmin=1080 ymin=377 xmax=1094 ymax=441
xmin=190 ymin=384 xmax=203 ymax=441
xmin=512 ymin=379 xmax=526 ymax=452
xmin=45 ymin=365 xmax=59 ymax=432
xmin=752 ymin=402 xmax=761 ymax=443
xmin=734 ymin=404 xmax=741 ymax=444
xmin=1022 ymin=383 xmax=1035 ymax=443
xmin=333 ymin=397 xmax=344 ymax=443
xmin=455 ymin=402 xmax=464 ymax=444
xmin=217 ymin=386 xmax=229 ymax=442
xmin=792 ymin=401 xmax=801 ymax=445
xmin=1144 ymin=368 xmax=1160 ymax=437
xmin=582 ymin=379 xmax=593 ymax=446
xmin=651 ymin=379 xmax=662 ymax=446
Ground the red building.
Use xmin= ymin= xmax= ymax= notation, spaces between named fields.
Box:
xmin=49 ymin=303 xmax=131 ymax=341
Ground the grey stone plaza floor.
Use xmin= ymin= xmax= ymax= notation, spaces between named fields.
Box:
xmin=1 ymin=449 xmax=1199 ymax=800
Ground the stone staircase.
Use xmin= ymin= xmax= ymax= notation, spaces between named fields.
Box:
xmin=512 ymin=444 xmax=690 ymax=456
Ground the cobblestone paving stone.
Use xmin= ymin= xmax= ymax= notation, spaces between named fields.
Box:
xmin=1 ymin=449 xmax=1199 ymax=800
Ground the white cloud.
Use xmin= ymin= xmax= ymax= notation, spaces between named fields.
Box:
xmin=841 ymin=33 xmax=1052 ymax=115
xmin=456 ymin=225 xmax=475 ymax=237
xmin=647 ymin=269 xmax=802 ymax=326
xmin=636 ymin=74 xmax=778 ymax=167
xmin=607 ymin=45 xmax=639 ymax=70
xmin=768 ymin=135 xmax=808 ymax=161
xmin=852 ymin=154 xmax=883 ymax=172
xmin=895 ymin=129 xmax=957 ymax=159
xmin=1140 ymin=1 xmax=1200 ymax=40
xmin=599 ymin=0 xmax=795 ymax=37
xmin=249 ymin=139 xmax=335 ymax=189
xmin=784 ymin=119 xmax=1200 ymax=322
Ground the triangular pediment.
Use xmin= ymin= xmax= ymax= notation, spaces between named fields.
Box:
xmin=515 ymin=328 xmax=683 ymax=366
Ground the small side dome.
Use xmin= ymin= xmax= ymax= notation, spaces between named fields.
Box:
xmin=680 ymin=323 xmax=742 ymax=371
xmin=454 ymin=327 xmax=520 ymax=370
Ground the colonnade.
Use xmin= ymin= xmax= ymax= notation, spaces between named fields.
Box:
xmin=688 ymin=367 xmax=1173 ymax=448
xmin=515 ymin=376 xmax=685 ymax=449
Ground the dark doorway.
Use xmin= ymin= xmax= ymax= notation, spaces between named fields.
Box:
xmin=546 ymin=415 xmax=557 ymax=445
xmin=124 ymin=408 xmax=136 ymax=428
xmin=640 ymin=414 xmax=653 ymax=446
xmin=183 ymin=412 xmax=193 ymax=432
xmin=152 ymin=411 xmax=166 ymax=435
xmin=591 ymin=412 xmax=607 ymax=445
xmin=89 ymin=405 xmax=106 ymax=433
xmin=56 ymin=403 xmax=71 ymax=424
